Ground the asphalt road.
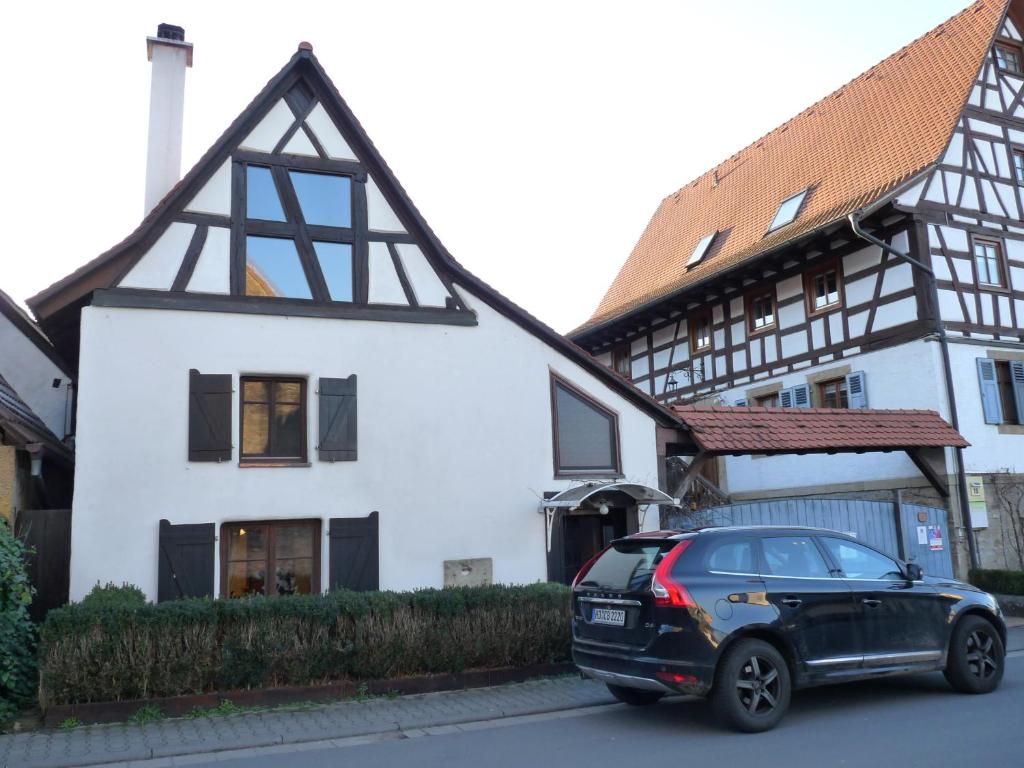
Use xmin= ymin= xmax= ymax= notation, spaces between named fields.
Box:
xmin=184 ymin=651 xmax=1024 ymax=768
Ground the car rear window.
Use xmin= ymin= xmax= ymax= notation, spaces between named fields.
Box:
xmin=579 ymin=540 xmax=678 ymax=591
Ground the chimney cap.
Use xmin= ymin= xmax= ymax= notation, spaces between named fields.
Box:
xmin=147 ymin=23 xmax=193 ymax=66
xmin=298 ymin=41 xmax=314 ymax=52
xmin=157 ymin=23 xmax=185 ymax=41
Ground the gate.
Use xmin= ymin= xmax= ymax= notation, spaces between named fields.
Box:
xmin=664 ymin=497 xmax=953 ymax=578
xmin=16 ymin=509 xmax=72 ymax=621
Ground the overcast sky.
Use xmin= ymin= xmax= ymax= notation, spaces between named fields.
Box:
xmin=0 ymin=0 xmax=969 ymax=333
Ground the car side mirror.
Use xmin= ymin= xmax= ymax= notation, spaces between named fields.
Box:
xmin=905 ymin=563 xmax=923 ymax=581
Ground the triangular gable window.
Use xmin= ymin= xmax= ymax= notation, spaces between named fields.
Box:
xmin=767 ymin=188 xmax=809 ymax=233
xmin=686 ymin=231 xmax=718 ymax=268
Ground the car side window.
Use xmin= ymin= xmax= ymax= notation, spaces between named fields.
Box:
xmin=760 ymin=536 xmax=831 ymax=578
xmin=705 ymin=540 xmax=756 ymax=574
xmin=821 ymin=537 xmax=903 ymax=581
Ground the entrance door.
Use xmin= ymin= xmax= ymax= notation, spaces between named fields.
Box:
xmin=562 ymin=509 xmax=628 ymax=584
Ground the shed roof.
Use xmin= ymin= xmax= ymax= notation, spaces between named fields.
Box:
xmin=576 ymin=0 xmax=1008 ymax=335
xmin=670 ymin=405 xmax=969 ymax=455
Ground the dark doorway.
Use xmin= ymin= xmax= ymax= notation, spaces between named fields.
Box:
xmin=561 ymin=508 xmax=628 ymax=584
xmin=16 ymin=509 xmax=71 ymax=622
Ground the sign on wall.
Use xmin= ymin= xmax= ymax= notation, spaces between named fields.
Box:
xmin=966 ymin=475 xmax=989 ymax=529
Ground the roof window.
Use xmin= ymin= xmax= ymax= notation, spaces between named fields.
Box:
xmin=686 ymin=231 xmax=718 ymax=267
xmin=767 ymin=188 xmax=809 ymax=233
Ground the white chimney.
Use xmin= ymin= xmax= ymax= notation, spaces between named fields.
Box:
xmin=144 ymin=23 xmax=193 ymax=215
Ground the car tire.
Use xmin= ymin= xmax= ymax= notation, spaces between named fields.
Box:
xmin=944 ymin=614 xmax=1004 ymax=694
xmin=711 ymin=639 xmax=791 ymax=733
xmin=606 ymin=684 xmax=664 ymax=706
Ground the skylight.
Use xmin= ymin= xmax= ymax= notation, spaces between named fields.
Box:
xmin=686 ymin=231 xmax=718 ymax=267
xmin=767 ymin=188 xmax=809 ymax=232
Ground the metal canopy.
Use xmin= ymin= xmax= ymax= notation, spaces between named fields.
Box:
xmin=541 ymin=482 xmax=678 ymax=510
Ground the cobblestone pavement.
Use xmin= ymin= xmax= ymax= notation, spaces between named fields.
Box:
xmin=0 ymin=676 xmax=614 ymax=768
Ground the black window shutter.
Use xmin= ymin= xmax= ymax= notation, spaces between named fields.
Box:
xmin=328 ymin=511 xmax=379 ymax=591
xmin=319 ymin=375 xmax=357 ymax=461
xmin=157 ymin=519 xmax=215 ymax=602
xmin=188 ymin=369 xmax=233 ymax=461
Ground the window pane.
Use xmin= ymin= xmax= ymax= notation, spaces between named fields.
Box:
xmin=555 ymin=382 xmax=616 ymax=470
xmin=271 ymin=402 xmax=303 ymax=458
xmin=273 ymin=523 xmax=315 ymax=596
xmin=243 ymin=380 xmax=269 ymax=403
xmin=245 ymin=236 xmax=313 ymax=299
xmin=768 ymin=189 xmax=807 ymax=231
xmin=289 ymin=171 xmax=352 ymax=227
xmin=275 ymin=381 xmax=302 ymax=404
xmin=242 ymin=402 xmax=269 ymax=455
xmin=582 ymin=541 xmax=675 ymax=591
xmin=228 ymin=561 xmax=267 ymax=597
xmin=226 ymin=525 xmax=268 ymax=598
xmin=246 ymin=166 xmax=286 ymax=221
xmin=822 ymin=538 xmax=903 ymax=580
xmin=314 ymin=242 xmax=354 ymax=302
xmin=760 ymin=537 xmax=830 ymax=578
xmin=707 ymin=540 xmax=756 ymax=573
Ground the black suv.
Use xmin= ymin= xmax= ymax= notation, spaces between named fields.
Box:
xmin=572 ymin=526 xmax=1006 ymax=732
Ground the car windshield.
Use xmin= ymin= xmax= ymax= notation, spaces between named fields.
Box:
xmin=579 ymin=540 xmax=678 ymax=591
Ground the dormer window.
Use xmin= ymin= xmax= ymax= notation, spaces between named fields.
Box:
xmin=686 ymin=231 xmax=718 ymax=268
xmin=996 ymin=42 xmax=1023 ymax=74
xmin=240 ymin=160 xmax=357 ymax=302
xmin=767 ymin=188 xmax=809 ymax=233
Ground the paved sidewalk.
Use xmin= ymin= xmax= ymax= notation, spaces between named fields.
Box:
xmin=0 ymin=676 xmax=613 ymax=768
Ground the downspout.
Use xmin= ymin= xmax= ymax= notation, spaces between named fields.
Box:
xmin=847 ymin=211 xmax=979 ymax=571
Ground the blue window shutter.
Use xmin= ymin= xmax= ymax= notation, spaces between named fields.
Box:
xmin=976 ymin=358 xmax=1003 ymax=424
xmin=779 ymin=388 xmax=794 ymax=408
xmin=1010 ymin=360 xmax=1024 ymax=425
xmin=792 ymin=384 xmax=811 ymax=408
xmin=735 ymin=398 xmax=748 ymax=407
xmin=846 ymin=371 xmax=868 ymax=409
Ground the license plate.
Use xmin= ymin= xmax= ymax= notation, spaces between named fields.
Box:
xmin=591 ymin=607 xmax=626 ymax=626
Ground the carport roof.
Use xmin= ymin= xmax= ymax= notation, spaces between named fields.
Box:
xmin=670 ymin=406 xmax=968 ymax=455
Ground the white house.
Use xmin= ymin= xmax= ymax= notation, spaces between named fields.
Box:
xmin=571 ymin=0 xmax=1024 ymax=575
xmin=28 ymin=27 xmax=679 ymax=602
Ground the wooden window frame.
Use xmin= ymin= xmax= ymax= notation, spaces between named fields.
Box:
xmin=610 ymin=343 xmax=632 ymax=379
xmin=689 ymin=311 xmax=713 ymax=354
xmin=803 ymin=258 xmax=844 ymax=316
xmin=969 ymin=234 xmax=1010 ymax=293
xmin=755 ymin=393 xmax=780 ymax=408
xmin=745 ymin=287 xmax=777 ymax=336
xmin=220 ymin=518 xmax=322 ymax=598
xmin=995 ymin=41 xmax=1024 ymax=75
xmin=549 ymin=373 xmax=622 ymax=479
xmin=239 ymin=375 xmax=309 ymax=466
xmin=1011 ymin=146 xmax=1024 ymax=187
xmin=816 ymin=377 xmax=849 ymax=409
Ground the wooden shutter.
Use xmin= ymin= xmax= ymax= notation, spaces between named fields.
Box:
xmin=318 ymin=375 xmax=357 ymax=461
xmin=735 ymin=398 xmax=748 ymax=407
xmin=1010 ymin=360 xmax=1024 ymax=425
xmin=790 ymin=384 xmax=811 ymax=408
xmin=188 ymin=369 xmax=232 ymax=461
xmin=976 ymin=358 xmax=1003 ymax=424
xmin=778 ymin=388 xmax=794 ymax=408
xmin=157 ymin=519 xmax=215 ymax=602
xmin=328 ymin=512 xmax=379 ymax=591
xmin=846 ymin=371 xmax=868 ymax=409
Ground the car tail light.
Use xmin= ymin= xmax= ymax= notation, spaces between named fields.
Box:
xmin=651 ymin=539 xmax=695 ymax=608
xmin=571 ymin=546 xmax=610 ymax=589
xmin=656 ymin=671 xmax=698 ymax=685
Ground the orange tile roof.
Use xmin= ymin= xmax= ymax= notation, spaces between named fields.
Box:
xmin=578 ymin=0 xmax=1007 ymax=334
xmin=671 ymin=406 xmax=969 ymax=453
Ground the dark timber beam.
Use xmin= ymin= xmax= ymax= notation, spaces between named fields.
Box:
xmin=905 ymin=448 xmax=950 ymax=498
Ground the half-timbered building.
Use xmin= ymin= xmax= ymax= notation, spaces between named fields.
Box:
xmin=571 ymin=0 xmax=1024 ymax=573
xmin=27 ymin=27 xmax=680 ymax=601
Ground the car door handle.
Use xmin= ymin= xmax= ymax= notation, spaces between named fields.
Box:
xmin=862 ymin=598 xmax=882 ymax=607
xmin=781 ymin=598 xmax=802 ymax=607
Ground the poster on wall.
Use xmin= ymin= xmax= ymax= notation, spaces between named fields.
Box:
xmin=966 ymin=475 xmax=989 ymax=529
xmin=928 ymin=525 xmax=944 ymax=551
xmin=917 ymin=525 xmax=929 ymax=546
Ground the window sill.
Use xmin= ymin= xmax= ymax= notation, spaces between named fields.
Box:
xmin=977 ymin=283 xmax=1011 ymax=295
xmin=996 ymin=424 xmax=1024 ymax=435
xmin=554 ymin=471 xmax=625 ymax=480
xmin=747 ymin=324 xmax=777 ymax=338
xmin=806 ymin=302 xmax=842 ymax=318
xmin=238 ymin=461 xmax=312 ymax=468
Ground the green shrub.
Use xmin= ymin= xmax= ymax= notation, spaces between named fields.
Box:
xmin=969 ymin=568 xmax=1024 ymax=596
xmin=81 ymin=582 xmax=148 ymax=609
xmin=0 ymin=518 xmax=36 ymax=721
xmin=38 ymin=583 xmax=572 ymax=707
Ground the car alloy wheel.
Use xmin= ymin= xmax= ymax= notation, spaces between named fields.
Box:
xmin=735 ymin=655 xmax=781 ymax=715
xmin=965 ymin=628 xmax=998 ymax=680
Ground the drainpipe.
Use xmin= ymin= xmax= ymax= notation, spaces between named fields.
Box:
xmin=847 ymin=211 xmax=979 ymax=571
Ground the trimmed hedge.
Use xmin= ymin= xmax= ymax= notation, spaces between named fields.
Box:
xmin=39 ymin=583 xmax=571 ymax=707
xmin=969 ymin=568 xmax=1024 ymax=596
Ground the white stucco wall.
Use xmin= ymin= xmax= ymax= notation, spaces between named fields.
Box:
xmin=70 ymin=289 xmax=661 ymax=600
xmin=0 ymin=313 xmax=69 ymax=438
xmin=717 ymin=340 xmax=949 ymax=495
